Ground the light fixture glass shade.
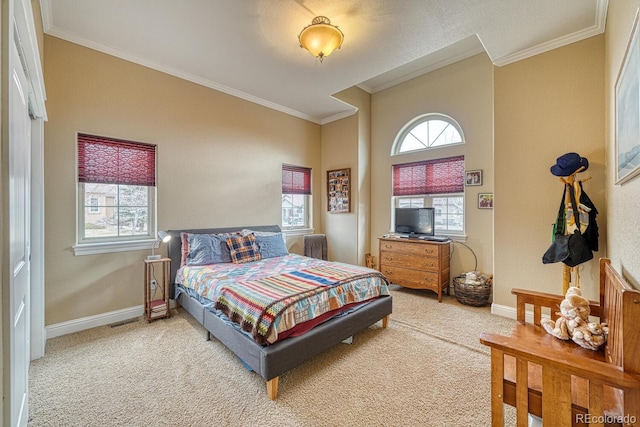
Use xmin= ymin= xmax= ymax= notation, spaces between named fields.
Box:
xmin=298 ymin=16 xmax=344 ymax=62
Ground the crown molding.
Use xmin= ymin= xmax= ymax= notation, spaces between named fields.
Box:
xmin=494 ymin=0 xmax=608 ymax=66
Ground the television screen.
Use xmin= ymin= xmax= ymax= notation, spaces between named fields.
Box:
xmin=394 ymin=207 xmax=435 ymax=236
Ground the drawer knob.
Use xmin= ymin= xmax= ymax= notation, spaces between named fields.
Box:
xmin=384 ymin=244 xmax=393 ymax=249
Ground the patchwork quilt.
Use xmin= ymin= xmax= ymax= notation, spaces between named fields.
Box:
xmin=175 ymin=254 xmax=389 ymax=344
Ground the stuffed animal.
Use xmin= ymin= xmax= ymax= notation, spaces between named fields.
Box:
xmin=541 ymin=286 xmax=608 ymax=351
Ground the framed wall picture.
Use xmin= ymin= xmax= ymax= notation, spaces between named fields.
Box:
xmin=327 ymin=168 xmax=350 ymax=213
xmin=478 ymin=193 xmax=493 ymax=209
xmin=465 ymin=170 xmax=483 ymax=186
xmin=615 ymin=10 xmax=640 ymax=184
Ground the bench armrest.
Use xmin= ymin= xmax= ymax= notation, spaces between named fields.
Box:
xmin=480 ymin=331 xmax=640 ymax=389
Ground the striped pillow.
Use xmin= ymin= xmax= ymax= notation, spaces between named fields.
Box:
xmin=226 ymin=234 xmax=262 ymax=264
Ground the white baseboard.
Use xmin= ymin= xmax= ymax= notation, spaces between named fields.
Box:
xmin=491 ymin=303 xmax=517 ymax=319
xmin=492 ymin=303 xmax=548 ymax=324
xmin=46 ymin=300 xmax=177 ymax=340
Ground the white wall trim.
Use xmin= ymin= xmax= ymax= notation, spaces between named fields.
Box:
xmin=46 ymin=300 xmax=178 ymax=339
xmin=46 ymin=305 xmax=143 ymax=339
xmin=491 ymin=303 xmax=517 ymax=319
xmin=493 ymin=0 xmax=609 ymax=66
xmin=30 ymin=118 xmax=46 ymax=360
xmin=492 ymin=303 xmax=549 ymax=324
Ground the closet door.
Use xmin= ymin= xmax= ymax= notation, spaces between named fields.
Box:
xmin=9 ymin=36 xmax=32 ymax=427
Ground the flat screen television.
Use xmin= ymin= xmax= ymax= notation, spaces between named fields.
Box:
xmin=394 ymin=207 xmax=435 ymax=236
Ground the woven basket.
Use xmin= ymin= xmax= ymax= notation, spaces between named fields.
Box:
xmin=453 ymin=275 xmax=492 ymax=307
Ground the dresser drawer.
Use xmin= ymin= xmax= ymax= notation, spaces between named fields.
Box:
xmin=379 ymin=264 xmax=441 ymax=291
xmin=379 ymin=240 xmax=441 ymax=257
xmin=379 ymin=250 xmax=439 ymax=271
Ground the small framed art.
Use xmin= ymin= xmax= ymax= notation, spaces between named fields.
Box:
xmin=327 ymin=168 xmax=350 ymax=213
xmin=478 ymin=193 xmax=493 ymax=209
xmin=465 ymin=170 xmax=483 ymax=186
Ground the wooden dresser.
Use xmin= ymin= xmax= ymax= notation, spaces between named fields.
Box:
xmin=378 ymin=237 xmax=451 ymax=302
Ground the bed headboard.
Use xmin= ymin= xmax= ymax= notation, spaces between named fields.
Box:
xmin=166 ymin=225 xmax=282 ymax=289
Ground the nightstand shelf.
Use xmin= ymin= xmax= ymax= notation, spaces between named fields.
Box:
xmin=144 ymin=257 xmax=171 ymax=322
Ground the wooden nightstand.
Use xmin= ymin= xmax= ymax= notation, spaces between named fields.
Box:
xmin=144 ymin=258 xmax=171 ymax=322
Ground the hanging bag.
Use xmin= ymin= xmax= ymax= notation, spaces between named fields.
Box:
xmin=542 ymin=184 xmax=593 ymax=267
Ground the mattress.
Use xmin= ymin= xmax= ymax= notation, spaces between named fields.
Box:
xmin=175 ymin=254 xmax=390 ymax=344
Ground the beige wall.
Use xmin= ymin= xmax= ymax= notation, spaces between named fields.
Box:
xmin=321 ymin=115 xmax=359 ymax=263
xmin=494 ymin=35 xmax=605 ymax=304
xmin=324 ymin=87 xmax=373 ymax=265
xmin=605 ymin=2 xmax=640 ymax=287
xmin=370 ymin=53 xmax=495 ymax=284
xmin=43 ymin=36 xmax=322 ymax=325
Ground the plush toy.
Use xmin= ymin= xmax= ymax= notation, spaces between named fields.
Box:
xmin=541 ymin=287 xmax=608 ymax=351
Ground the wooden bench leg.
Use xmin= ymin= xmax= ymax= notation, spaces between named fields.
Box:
xmin=515 ymin=359 xmax=529 ymax=426
xmin=267 ymin=376 xmax=279 ymax=400
xmin=490 ymin=349 xmax=505 ymax=427
xmin=542 ymin=367 xmax=572 ymax=427
xmin=626 ymin=388 xmax=640 ymax=427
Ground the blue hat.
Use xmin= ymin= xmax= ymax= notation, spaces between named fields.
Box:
xmin=550 ymin=152 xmax=589 ymax=176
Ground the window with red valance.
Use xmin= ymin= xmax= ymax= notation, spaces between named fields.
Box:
xmin=282 ymin=164 xmax=311 ymax=229
xmin=393 ymin=156 xmax=465 ymax=196
xmin=76 ymin=133 xmax=157 ymax=249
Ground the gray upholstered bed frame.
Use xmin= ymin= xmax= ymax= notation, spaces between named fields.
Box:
xmin=167 ymin=225 xmax=392 ymax=399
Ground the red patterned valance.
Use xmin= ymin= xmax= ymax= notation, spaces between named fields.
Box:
xmin=78 ymin=133 xmax=156 ymax=187
xmin=393 ymin=155 xmax=464 ymax=196
xmin=282 ymin=164 xmax=311 ymax=195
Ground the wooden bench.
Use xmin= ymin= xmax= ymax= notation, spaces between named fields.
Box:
xmin=480 ymin=259 xmax=640 ymax=426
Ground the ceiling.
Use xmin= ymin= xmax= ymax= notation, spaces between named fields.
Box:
xmin=40 ymin=0 xmax=608 ymax=124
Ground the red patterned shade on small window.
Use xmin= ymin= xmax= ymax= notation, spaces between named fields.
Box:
xmin=393 ymin=155 xmax=464 ymax=196
xmin=282 ymin=164 xmax=311 ymax=195
xmin=78 ymin=133 xmax=156 ymax=187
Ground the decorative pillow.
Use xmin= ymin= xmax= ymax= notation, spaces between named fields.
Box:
xmin=255 ymin=233 xmax=289 ymax=259
xmin=183 ymin=232 xmax=240 ymax=266
xmin=226 ymin=234 xmax=262 ymax=264
xmin=242 ymin=229 xmax=287 ymax=245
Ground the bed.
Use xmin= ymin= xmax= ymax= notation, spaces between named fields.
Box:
xmin=167 ymin=225 xmax=393 ymax=399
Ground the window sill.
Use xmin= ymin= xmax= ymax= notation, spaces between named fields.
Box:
xmin=282 ymin=227 xmax=315 ymax=237
xmin=73 ymin=239 xmax=155 ymax=256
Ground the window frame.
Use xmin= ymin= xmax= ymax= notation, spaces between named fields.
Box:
xmin=281 ymin=164 xmax=313 ymax=232
xmin=392 ymin=113 xmax=465 ymax=155
xmin=74 ymin=133 xmax=158 ymax=256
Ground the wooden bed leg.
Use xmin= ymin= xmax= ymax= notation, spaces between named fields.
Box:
xmin=266 ymin=377 xmax=279 ymax=400
xmin=382 ymin=315 xmax=390 ymax=328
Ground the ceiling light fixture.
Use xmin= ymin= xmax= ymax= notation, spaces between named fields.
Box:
xmin=298 ymin=16 xmax=344 ymax=62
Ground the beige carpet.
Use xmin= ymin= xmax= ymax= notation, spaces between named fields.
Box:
xmin=28 ymin=285 xmax=517 ymax=426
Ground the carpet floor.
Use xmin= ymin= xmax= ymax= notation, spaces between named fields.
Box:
xmin=28 ymin=285 xmax=517 ymax=426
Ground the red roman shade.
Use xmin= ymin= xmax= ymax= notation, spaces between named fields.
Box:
xmin=393 ymin=155 xmax=464 ymax=196
xmin=282 ymin=164 xmax=311 ymax=195
xmin=78 ymin=133 xmax=156 ymax=187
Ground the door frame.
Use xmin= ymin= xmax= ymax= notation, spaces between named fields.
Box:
xmin=11 ymin=0 xmax=47 ymax=361
xmin=2 ymin=0 xmax=47 ymax=424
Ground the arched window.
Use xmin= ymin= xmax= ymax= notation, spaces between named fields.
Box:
xmin=392 ymin=114 xmax=464 ymax=155
xmin=390 ymin=114 xmax=466 ymax=236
